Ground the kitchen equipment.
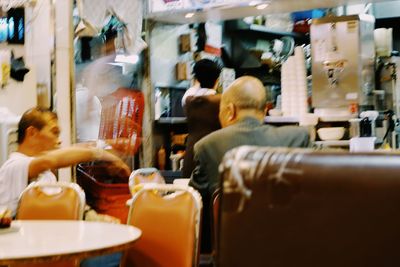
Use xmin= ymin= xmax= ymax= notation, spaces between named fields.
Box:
xmin=311 ymin=15 xmax=375 ymax=113
xmin=374 ymin=28 xmax=392 ymax=57
xmin=374 ymin=56 xmax=400 ymax=148
xmin=281 ymin=48 xmax=308 ymax=117
xmin=359 ymin=110 xmax=379 ymax=137
xmin=350 ymin=137 xmax=376 ymax=152
xmin=375 ymin=56 xmax=399 ymax=115
xmin=272 ymin=39 xmax=284 ymax=56
xmin=360 ymin=117 xmax=373 ymax=137
xmin=280 ymin=36 xmax=295 ymax=61
xmin=317 ymin=127 xmax=345 ymax=141
xmin=349 ymin=118 xmax=362 ymax=138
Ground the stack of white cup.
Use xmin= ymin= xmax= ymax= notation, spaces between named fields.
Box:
xmin=281 ymin=46 xmax=308 ymax=117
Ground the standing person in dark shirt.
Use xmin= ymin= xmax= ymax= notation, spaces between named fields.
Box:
xmin=182 ymin=59 xmax=222 ymax=178
xmin=181 ymin=59 xmax=221 ymax=107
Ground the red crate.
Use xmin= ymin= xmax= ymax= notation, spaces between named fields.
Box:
xmin=76 ymin=163 xmax=131 ymax=223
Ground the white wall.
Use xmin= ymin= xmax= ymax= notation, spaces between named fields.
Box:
xmin=150 ymin=23 xmax=191 ymax=86
xmin=0 ymin=0 xmax=74 ymax=182
xmin=345 ymin=4 xmax=367 ymax=14
xmin=0 ymin=65 xmax=37 ymax=115
xmin=25 ymin=0 xmax=52 ymax=107
xmin=0 ymin=42 xmax=37 ymax=115
xmin=0 ymin=0 xmax=53 ymax=116
xmin=372 ymin=1 xmax=400 ymax=19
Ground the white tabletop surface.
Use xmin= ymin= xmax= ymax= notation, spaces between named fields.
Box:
xmin=0 ymin=220 xmax=141 ymax=264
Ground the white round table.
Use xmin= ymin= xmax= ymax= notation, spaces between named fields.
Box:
xmin=0 ymin=220 xmax=141 ymax=265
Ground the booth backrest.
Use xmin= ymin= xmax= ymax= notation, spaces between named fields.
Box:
xmin=217 ymin=146 xmax=400 ymax=267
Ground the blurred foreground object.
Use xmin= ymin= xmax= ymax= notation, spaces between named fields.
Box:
xmin=99 ymin=88 xmax=144 ymax=157
xmin=0 ymin=207 xmax=11 ymax=228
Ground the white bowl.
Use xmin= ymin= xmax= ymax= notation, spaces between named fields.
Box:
xmin=317 ymin=127 xmax=345 ymax=141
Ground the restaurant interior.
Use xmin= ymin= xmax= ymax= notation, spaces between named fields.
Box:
xmin=2 ymin=0 xmax=400 ymax=266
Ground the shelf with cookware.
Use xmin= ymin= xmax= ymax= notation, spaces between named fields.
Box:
xmin=264 ymin=112 xmax=386 ymax=150
xmin=154 ymin=83 xmax=188 ymax=173
xmin=225 ymin=20 xmax=309 ymax=42
xmin=221 ymin=19 xmax=309 ymax=87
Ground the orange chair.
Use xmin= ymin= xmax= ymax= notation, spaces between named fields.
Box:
xmin=122 ymin=184 xmax=202 ymax=267
xmin=17 ymin=181 xmax=85 ymax=220
xmin=14 ymin=182 xmax=85 ymax=267
xmin=128 ymin=167 xmax=165 ymax=196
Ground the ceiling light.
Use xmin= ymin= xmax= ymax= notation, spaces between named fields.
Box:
xmin=107 ymin=62 xmax=124 ymax=67
xmin=185 ymin=13 xmax=194 ymax=19
xmin=256 ymin=3 xmax=269 ymax=10
xmin=248 ymin=1 xmax=261 ymax=6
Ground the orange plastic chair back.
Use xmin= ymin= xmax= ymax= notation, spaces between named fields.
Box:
xmin=124 ymin=185 xmax=202 ymax=267
xmin=14 ymin=182 xmax=85 ymax=267
xmin=17 ymin=183 xmax=85 ymax=220
xmin=128 ymin=168 xmax=165 ymax=195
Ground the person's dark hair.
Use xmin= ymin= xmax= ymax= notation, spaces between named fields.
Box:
xmin=17 ymin=107 xmax=58 ymax=144
xmin=193 ymin=59 xmax=221 ymax=89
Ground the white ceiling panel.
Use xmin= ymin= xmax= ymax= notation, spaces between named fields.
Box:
xmin=146 ymin=0 xmax=395 ymax=23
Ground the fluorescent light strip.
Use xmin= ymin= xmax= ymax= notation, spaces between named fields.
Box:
xmin=114 ymin=54 xmax=139 ymax=64
xmin=248 ymin=1 xmax=261 ymax=6
xmin=185 ymin=12 xmax=195 ymax=18
xmin=256 ymin=3 xmax=269 ymax=10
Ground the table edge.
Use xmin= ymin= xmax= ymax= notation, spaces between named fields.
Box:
xmin=0 ymin=238 xmax=139 ymax=265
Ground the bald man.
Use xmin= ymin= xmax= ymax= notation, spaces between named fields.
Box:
xmin=189 ymin=76 xmax=310 ymax=253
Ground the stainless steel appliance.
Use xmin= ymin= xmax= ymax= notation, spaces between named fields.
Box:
xmin=375 ymin=56 xmax=400 ymax=148
xmin=375 ymin=56 xmax=400 ymax=115
xmin=311 ymin=15 xmax=375 ymax=113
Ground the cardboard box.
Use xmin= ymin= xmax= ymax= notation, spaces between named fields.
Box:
xmin=176 ymin=62 xmax=191 ymax=81
xmin=179 ymin=34 xmax=191 ymax=53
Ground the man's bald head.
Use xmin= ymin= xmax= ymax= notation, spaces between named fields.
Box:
xmin=222 ymin=76 xmax=267 ymax=110
xmin=219 ymin=76 xmax=267 ymax=127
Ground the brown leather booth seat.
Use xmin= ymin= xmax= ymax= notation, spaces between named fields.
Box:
xmin=217 ymin=146 xmax=400 ymax=267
